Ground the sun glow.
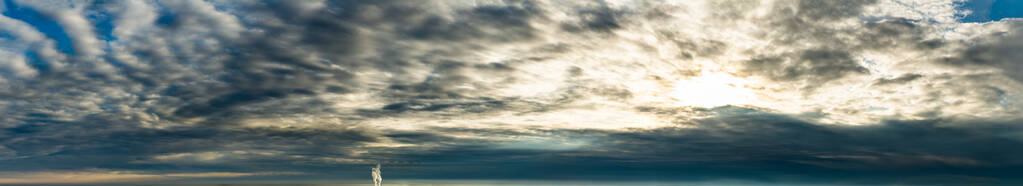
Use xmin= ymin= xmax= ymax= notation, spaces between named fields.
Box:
xmin=670 ymin=72 xmax=756 ymax=108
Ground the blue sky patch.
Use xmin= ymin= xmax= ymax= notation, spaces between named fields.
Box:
xmin=958 ymin=0 xmax=1023 ymax=22
xmin=1 ymin=0 xmax=74 ymax=56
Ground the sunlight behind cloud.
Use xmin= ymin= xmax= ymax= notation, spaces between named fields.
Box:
xmin=670 ymin=71 xmax=756 ymax=108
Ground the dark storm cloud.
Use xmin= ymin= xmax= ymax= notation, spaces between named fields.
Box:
xmin=405 ymin=3 xmax=542 ymax=42
xmin=742 ymin=49 xmax=869 ymax=84
xmin=763 ymin=0 xmax=878 ymax=45
xmin=795 ymin=0 xmax=878 ymax=21
xmin=354 ymin=98 xmax=510 ymax=119
xmin=355 ymin=107 xmax=1023 ymax=185
xmin=561 ymin=6 xmax=625 ymax=33
xmin=1 ymin=115 xmax=376 ymax=172
xmin=586 ymin=108 xmax=1023 ymax=184
xmin=735 ymin=0 xmax=950 ymax=90
xmin=941 ymin=21 xmax=1023 ymax=83
xmin=873 ymin=73 xmax=923 ymax=86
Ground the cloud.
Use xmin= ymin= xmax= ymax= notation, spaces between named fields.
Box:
xmin=0 ymin=0 xmax=1022 ymax=184
xmin=941 ymin=21 xmax=1023 ymax=81
xmin=347 ymin=108 xmax=1023 ymax=184
xmin=872 ymin=73 xmax=922 ymax=86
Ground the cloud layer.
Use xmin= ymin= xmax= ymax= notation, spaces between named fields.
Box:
xmin=1 ymin=0 xmax=1023 ymax=184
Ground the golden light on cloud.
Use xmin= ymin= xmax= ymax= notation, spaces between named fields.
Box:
xmin=670 ymin=71 xmax=756 ymax=108
xmin=0 ymin=171 xmax=166 ymax=184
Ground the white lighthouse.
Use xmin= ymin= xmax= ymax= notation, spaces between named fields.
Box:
xmin=371 ymin=162 xmax=382 ymax=186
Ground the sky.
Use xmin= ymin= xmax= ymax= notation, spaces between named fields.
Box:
xmin=1 ymin=0 xmax=1023 ymax=185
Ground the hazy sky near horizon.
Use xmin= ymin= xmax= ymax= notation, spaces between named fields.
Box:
xmin=2 ymin=0 xmax=1023 ymax=185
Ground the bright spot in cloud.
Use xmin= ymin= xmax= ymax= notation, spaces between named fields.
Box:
xmin=670 ymin=71 xmax=756 ymax=108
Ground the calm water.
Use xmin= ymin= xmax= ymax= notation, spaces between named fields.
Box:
xmin=13 ymin=182 xmax=867 ymax=186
